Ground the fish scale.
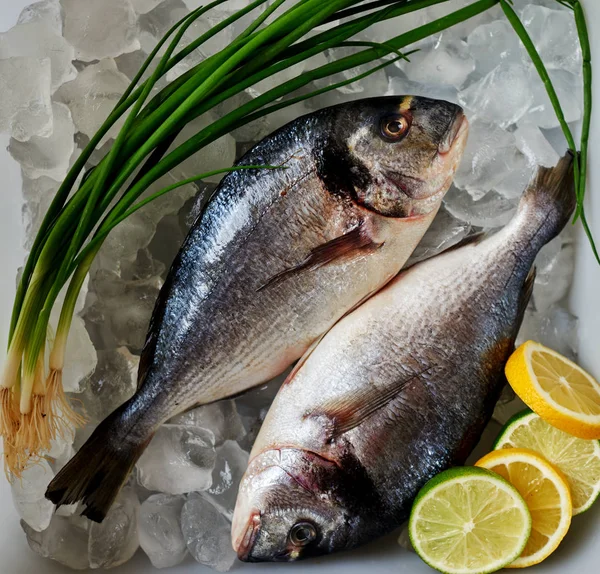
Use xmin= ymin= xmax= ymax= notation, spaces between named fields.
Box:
xmin=46 ymin=96 xmax=468 ymax=522
xmin=233 ymin=153 xmax=576 ymax=562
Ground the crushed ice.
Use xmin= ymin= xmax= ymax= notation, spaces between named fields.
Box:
xmin=0 ymin=0 xmax=582 ymax=570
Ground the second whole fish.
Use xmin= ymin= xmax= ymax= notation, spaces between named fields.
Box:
xmin=46 ymin=96 xmax=468 ymax=520
xmin=232 ymin=153 xmax=575 ymax=561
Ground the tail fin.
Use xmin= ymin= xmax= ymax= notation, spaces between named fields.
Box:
xmin=45 ymin=402 xmax=152 ymax=522
xmin=518 ymin=151 xmax=576 ymax=244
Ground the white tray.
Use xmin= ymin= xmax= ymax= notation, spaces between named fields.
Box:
xmin=1 ymin=1 xmax=599 ymax=572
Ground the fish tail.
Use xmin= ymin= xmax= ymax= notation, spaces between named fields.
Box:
xmin=45 ymin=400 xmax=153 ymax=523
xmin=517 ymin=151 xmax=576 ymax=244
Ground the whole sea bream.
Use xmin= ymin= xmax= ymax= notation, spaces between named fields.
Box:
xmin=46 ymin=96 xmax=468 ymax=520
xmin=232 ymin=154 xmax=576 ymax=561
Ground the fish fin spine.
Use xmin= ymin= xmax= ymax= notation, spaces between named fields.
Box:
xmin=257 ymin=223 xmax=381 ymax=292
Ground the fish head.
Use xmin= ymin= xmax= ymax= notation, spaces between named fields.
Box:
xmin=232 ymin=448 xmax=358 ymax=562
xmin=327 ymin=95 xmax=468 ymax=218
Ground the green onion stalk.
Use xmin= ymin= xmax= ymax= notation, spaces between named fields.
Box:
xmin=0 ymin=0 xmax=592 ymax=477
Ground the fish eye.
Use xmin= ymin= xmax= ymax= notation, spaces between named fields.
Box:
xmin=380 ymin=114 xmax=410 ymax=142
xmin=289 ymin=521 xmax=317 ymax=546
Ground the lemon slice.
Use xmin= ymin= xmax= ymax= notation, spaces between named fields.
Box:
xmin=409 ymin=467 xmax=531 ymax=574
xmin=495 ymin=409 xmax=600 ymax=514
xmin=506 ymin=341 xmax=600 ymax=439
xmin=476 ymin=448 xmax=572 ymax=568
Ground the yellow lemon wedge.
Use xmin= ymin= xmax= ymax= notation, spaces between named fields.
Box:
xmin=476 ymin=448 xmax=572 ymax=569
xmin=505 ymin=341 xmax=600 ymax=440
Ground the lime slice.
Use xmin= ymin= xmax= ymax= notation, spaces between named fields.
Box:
xmin=495 ymin=409 xmax=600 ymax=514
xmin=409 ymin=467 xmax=531 ymax=574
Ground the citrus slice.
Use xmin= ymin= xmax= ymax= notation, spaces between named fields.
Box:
xmin=495 ymin=409 xmax=600 ymax=514
xmin=409 ymin=467 xmax=531 ymax=574
xmin=505 ymin=340 xmax=600 ymax=439
xmin=476 ymin=448 xmax=572 ymax=568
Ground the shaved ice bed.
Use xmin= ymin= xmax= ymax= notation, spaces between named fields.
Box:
xmin=2 ymin=0 xmax=581 ymax=570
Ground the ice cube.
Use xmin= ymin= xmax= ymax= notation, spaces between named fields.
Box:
xmin=132 ymin=0 xmax=167 ymax=14
xmin=169 ymin=112 xmax=239 ymax=184
xmin=145 ymin=214 xmax=187 ymax=273
xmin=520 ymin=4 xmax=582 ymax=75
xmin=387 ymin=75 xmax=460 ymax=106
xmin=397 ymin=523 xmax=415 ymax=552
xmin=444 ymin=186 xmax=518 ymax=229
xmin=51 ymin=275 xmax=97 ymax=394
xmin=312 ymin=47 xmax=389 ymax=98
xmin=84 ymin=270 xmax=161 ymax=353
xmin=426 ymin=0 xmax=503 ymax=41
xmin=115 ymin=49 xmax=155 ymax=81
xmin=169 ymin=400 xmax=246 ymax=446
xmin=214 ymin=91 xmax=270 ymax=142
xmin=95 ymin=210 xmax=158 ymax=273
xmin=517 ymin=305 xmax=579 ymax=360
xmin=467 ymin=20 xmax=523 ymax=76
xmin=21 ymin=175 xmax=58 ymax=250
xmin=201 ymin=440 xmax=249 ymax=519
xmin=453 ymin=119 xmax=518 ymax=198
xmin=246 ymin=61 xmax=307 ymax=99
xmin=18 ymin=0 xmax=63 ymax=33
xmin=141 ymin=0 xmax=231 ymax=64
xmin=139 ymin=0 xmax=190 ymax=55
xmin=137 ymin=425 xmax=217 ymax=494
xmin=181 ymin=496 xmax=237 ymax=572
xmin=402 ymin=38 xmax=475 ymax=88
xmin=458 ymin=62 xmax=533 ymax=128
xmin=55 ymin=59 xmax=132 ymax=145
xmin=139 ymin=493 xmax=188 ymax=568
xmin=88 ymin=486 xmax=140 ymax=569
xmin=527 ymin=68 xmax=582 ymax=129
xmin=120 ymin=248 xmax=167 ymax=282
xmin=494 ymin=152 xmax=535 ymax=201
xmin=22 ymin=515 xmax=90 ymax=570
xmin=406 ymin=206 xmax=472 ymax=266
xmin=0 ymin=57 xmax=53 ymax=142
xmin=514 ymin=121 xmax=560 ymax=168
xmin=365 ymin=10 xmax=431 ymax=49
xmin=61 ymin=0 xmax=140 ymax=61
xmin=11 ymin=459 xmax=55 ymax=532
xmin=76 ymin=348 xmax=139 ymax=424
xmin=0 ymin=18 xmax=76 ymax=92
xmin=9 ymin=102 xmax=75 ymax=181
xmin=533 ymin=235 xmax=575 ymax=312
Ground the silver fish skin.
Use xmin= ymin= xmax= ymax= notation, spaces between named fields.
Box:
xmin=232 ymin=154 xmax=576 ymax=562
xmin=46 ymin=96 xmax=467 ymax=521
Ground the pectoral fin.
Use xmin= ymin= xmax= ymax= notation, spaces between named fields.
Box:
xmin=258 ymin=224 xmax=382 ymax=292
xmin=306 ymin=365 xmax=435 ymax=439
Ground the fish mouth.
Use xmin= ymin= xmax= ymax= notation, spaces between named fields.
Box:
xmin=236 ymin=512 xmax=262 ymax=562
xmin=382 ymin=171 xmax=426 ymax=199
xmin=438 ymin=110 xmax=468 ymax=155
